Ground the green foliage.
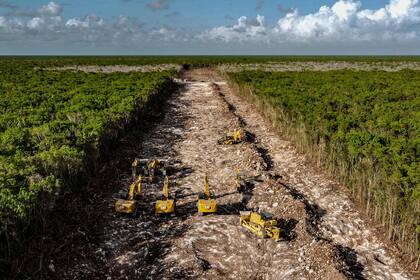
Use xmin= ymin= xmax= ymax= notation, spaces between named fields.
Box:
xmin=230 ymin=70 xmax=420 ymax=257
xmin=0 ymin=60 xmax=175 ymax=233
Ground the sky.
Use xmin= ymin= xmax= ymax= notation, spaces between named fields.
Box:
xmin=0 ymin=0 xmax=419 ymax=55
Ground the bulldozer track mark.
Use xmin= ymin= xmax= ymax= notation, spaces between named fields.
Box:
xmin=334 ymin=245 xmax=366 ymax=280
xmin=191 ymin=243 xmax=212 ymax=271
xmin=212 ymin=82 xmax=247 ymax=128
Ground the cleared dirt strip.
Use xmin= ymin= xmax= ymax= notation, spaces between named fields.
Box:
xmin=47 ymin=69 xmax=410 ymax=280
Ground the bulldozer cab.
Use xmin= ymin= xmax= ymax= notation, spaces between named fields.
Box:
xmin=260 ymin=211 xmax=273 ymax=221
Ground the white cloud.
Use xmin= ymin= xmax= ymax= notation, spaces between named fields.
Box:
xmin=0 ymin=0 xmax=419 ymax=53
xmin=38 ymin=2 xmax=62 ymax=16
xmin=27 ymin=17 xmax=45 ymax=29
xmin=0 ymin=16 xmax=6 ymax=28
xmin=388 ymin=0 xmax=416 ymax=18
xmin=204 ymin=15 xmax=267 ymax=42
xmin=331 ymin=0 xmax=360 ymax=21
xmin=202 ymin=0 xmax=420 ymax=44
xmin=65 ymin=18 xmax=88 ymax=28
xmin=0 ymin=1 xmax=180 ymax=48
xmin=65 ymin=16 xmax=104 ymax=29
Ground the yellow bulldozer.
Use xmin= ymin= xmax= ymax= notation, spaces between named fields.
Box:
xmin=155 ymin=176 xmax=175 ymax=215
xmin=218 ymin=128 xmax=244 ymax=145
xmin=197 ymin=175 xmax=217 ymax=215
xmin=240 ymin=211 xmax=280 ymax=241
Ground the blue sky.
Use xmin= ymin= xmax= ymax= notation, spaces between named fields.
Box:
xmin=0 ymin=0 xmax=419 ymax=54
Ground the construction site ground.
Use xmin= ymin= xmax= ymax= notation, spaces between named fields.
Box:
xmin=39 ymin=69 xmax=412 ymax=280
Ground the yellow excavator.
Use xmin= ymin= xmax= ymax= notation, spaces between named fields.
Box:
xmin=235 ymin=169 xmax=246 ymax=193
xmin=240 ymin=211 xmax=280 ymax=241
xmin=136 ymin=158 xmax=167 ymax=183
xmin=155 ymin=176 xmax=175 ymax=215
xmin=197 ymin=175 xmax=217 ymax=215
xmin=218 ymin=128 xmax=244 ymax=145
xmin=115 ymin=160 xmax=143 ymax=217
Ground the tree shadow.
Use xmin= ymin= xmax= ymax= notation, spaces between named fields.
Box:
xmin=276 ymin=179 xmax=327 ymax=240
xmin=217 ymin=178 xmax=257 ymax=215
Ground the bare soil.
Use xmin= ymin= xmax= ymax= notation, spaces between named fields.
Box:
xmin=46 ymin=61 xmax=420 ymax=74
xmin=218 ymin=61 xmax=420 ymax=72
xmin=45 ymin=64 xmax=180 ymax=73
xmin=34 ymin=69 xmax=412 ymax=280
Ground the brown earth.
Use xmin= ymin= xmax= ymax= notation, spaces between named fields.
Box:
xmin=29 ymin=69 xmax=412 ymax=280
xmin=45 ymin=64 xmax=181 ymax=73
xmin=218 ymin=61 xmax=420 ymax=72
xmin=45 ymin=61 xmax=420 ymax=74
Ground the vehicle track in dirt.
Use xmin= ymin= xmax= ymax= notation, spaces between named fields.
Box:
xmin=48 ymin=69 xmax=411 ymax=280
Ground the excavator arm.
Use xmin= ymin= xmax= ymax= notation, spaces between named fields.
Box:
xmin=127 ymin=182 xmax=135 ymax=200
xmin=204 ymin=175 xmax=210 ymax=197
xmin=155 ymin=176 xmax=175 ymax=214
xmin=163 ymin=176 xmax=169 ymax=199
xmin=136 ymin=175 xmax=142 ymax=195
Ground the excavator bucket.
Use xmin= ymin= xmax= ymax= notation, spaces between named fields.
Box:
xmin=197 ymin=175 xmax=217 ymax=214
xmin=155 ymin=176 xmax=175 ymax=214
xmin=240 ymin=211 xmax=280 ymax=241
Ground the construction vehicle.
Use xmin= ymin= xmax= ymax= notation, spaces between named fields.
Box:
xmin=197 ymin=175 xmax=217 ymax=215
xmin=235 ymin=169 xmax=246 ymax=193
xmin=240 ymin=211 xmax=280 ymax=241
xmin=135 ymin=158 xmax=167 ymax=183
xmin=115 ymin=160 xmax=143 ymax=217
xmin=218 ymin=128 xmax=244 ymax=145
xmin=155 ymin=176 xmax=175 ymax=215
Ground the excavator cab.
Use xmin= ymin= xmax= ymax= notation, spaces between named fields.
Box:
xmin=155 ymin=176 xmax=175 ymax=214
xmin=115 ymin=160 xmax=143 ymax=217
xmin=197 ymin=175 xmax=217 ymax=215
xmin=218 ymin=128 xmax=244 ymax=145
xmin=240 ymin=210 xmax=280 ymax=241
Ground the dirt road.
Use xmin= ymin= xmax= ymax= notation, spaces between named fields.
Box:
xmin=48 ymin=69 xmax=411 ymax=280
